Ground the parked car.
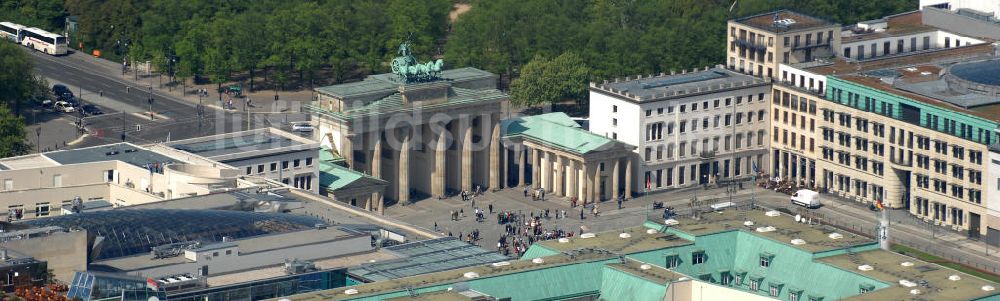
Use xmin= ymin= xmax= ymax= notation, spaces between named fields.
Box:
xmin=54 ymin=101 xmax=76 ymax=113
xmin=291 ymin=122 xmax=314 ymax=132
xmin=39 ymin=99 xmax=53 ymax=108
xmin=80 ymin=104 xmax=103 ymax=116
xmin=52 ymin=84 xmax=74 ymax=101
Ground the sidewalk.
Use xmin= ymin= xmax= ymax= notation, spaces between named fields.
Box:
xmin=63 ymin=51 xmax=316 ymax=113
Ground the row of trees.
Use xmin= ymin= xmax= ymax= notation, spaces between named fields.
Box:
xmin=450 ymin=0 xmax=916 ymax=106
xmin=59 ymin=0 xmax=451 ymax=91
xmin=3 ymin=0 xmax=916 ymax=104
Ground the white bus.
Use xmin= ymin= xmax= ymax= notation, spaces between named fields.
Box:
xmin=0 ymin=21 xmax=25 ymax=43
xmin=21 ymin=27 xmax=67 ymax=55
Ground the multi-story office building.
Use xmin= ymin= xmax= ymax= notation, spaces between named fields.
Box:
xmin=727 ymin=9 xmax=841 ymax=78
xmin=589 ymin=67 xmax=771 ymax=193
xmin=774 ymin=41 xmax=1000 ymax=240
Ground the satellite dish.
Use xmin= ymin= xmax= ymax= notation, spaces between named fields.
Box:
xmin=794 ymin=214 xmax=801 ymax=222
xmin=148 ymin=297 xmax=160 ymax=301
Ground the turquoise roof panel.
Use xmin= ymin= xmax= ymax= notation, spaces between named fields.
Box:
xmin=502 ymin=112 xmax=615 ymax=154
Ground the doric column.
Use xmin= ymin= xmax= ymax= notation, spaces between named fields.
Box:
xmin=593 ymin=163 xmax=602 ymax=202
xmin=624 ymin=159 xmax=633 ymax=198
xmin=540 ymin=151 xmax=550 ymax=191
xmin=432 ymin=128 xmax=447 ymax=197
xmin=567 ymin=160 xmax=578 ymax=200
xmin=371 ymin=131 xmax=384 ymax=214
xmin=611 ymin=159 xmax=620 ymax=199
xmin=532 ymin=148 xmax=541 ymax=189
xmin=554 ymin=156 xmax=564 ymax=196
xmin=489 ymin=121 xmax=501 ymax=189
xmin=398 ymin=128 xmax=411 ymax=203
xmin=341 ymin=133 xmax=354 ymax=169
xmin=461 ymin=118 xmax=473 ymax=191
xmin=584 ymin=164 xmax=594 ymax=204
xmin=518 ymin=148 xmax=527 ymax=187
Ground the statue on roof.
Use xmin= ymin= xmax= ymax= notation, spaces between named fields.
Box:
xmin=390 ymin=36 xmax=444 ymax=83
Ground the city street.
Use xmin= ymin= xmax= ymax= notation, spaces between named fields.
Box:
xmin=28 ymin=50 xmax=313 ymax=147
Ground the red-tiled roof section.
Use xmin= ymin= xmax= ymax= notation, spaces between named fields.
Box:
xmin=840 ymin=75 xmax=1000 ymax=122
xmin=842 ymin=11 xmax=937 ymax=43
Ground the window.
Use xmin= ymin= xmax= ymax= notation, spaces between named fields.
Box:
xmin=750 ymin=279 xmax=760 ymax=291
xmin=246 ymin=167 xmax=252 ymax=175
xmin=692 ymin=252 xmax=706 ymax=264
xmin=666 ymin=254 xmax=680 ymax=268
xmin=257 ymin=164 xmax=265 ymax=173
xmin=213 ymin=252 xmax=219 ymax=257
xmin=789 ymin=291 xmax=802 ymax=301
xmin=646 ymin=110 xmax=652 ymax=116
xmin=760 ymin=256 xmax=771 ymax=267
xmin=225 ymin=250 xmax=232 ymax=255
xmin=612 ymin=118 xmax=618 ymax=126
xmin=657 ymin=108 xmax=663 ymax=115
xmin=35 ymin=202 xmax=50 ymax=217
xmin=769 ymin=285 xmax=780 ymax=297
xmin=53 ymin=174 xmax=62 ymax=187
xmin=612 ymin=105 xmax=618 ymax=113
xmin=294 ymin=159 xmax=301 ymax=167
xmin=282 ymin=161 xmax=289 ymax=169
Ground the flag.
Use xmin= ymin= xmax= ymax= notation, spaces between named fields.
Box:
xmin=645 ymin=176 xmax=651 ymax=191
xmin=752 ymin=161 xmax=759 ymax=174
xmin=875 ymin=198 xmax=884 ymax=211
xmin=146 ymin=277 xmax=160 ymax=290
xmin=729 ymin=0 xmax=738 ymax=13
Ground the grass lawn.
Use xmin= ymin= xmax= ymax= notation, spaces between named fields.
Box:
xmin=890 ymin=243 xmax=1000 ymax=283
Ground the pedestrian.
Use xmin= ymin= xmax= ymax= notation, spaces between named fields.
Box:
xmin=617 ymin=197 xmax=622 ymax=209
xmin=460 ymin=208 xmax=464 ymax=217
xmin=580 ymin=208 xmax=585 ymax=220
xmin=523 ymin=186 xmax=529 ymax=197
xmin=434 ymin=222 xmax=438 ymax=231
xmin=488 ymin=203 xmax=494 ymax=214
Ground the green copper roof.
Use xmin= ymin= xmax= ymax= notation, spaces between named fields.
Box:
xmin=502 ymin=112 xmax=616 ymax=154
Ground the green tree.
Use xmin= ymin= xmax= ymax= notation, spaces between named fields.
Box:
xmin=0 ymin=104 xmax=31 ymax=158
xmin=0 ymin=42 xmax=44 ymax=114
xmin=509 ymin=52 xmax=590 ymax=107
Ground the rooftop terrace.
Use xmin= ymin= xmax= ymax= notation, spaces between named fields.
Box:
xmin=533 ymin=226 xmax=692 ymax=254
xmin=733 ymin=9 xmax=838 ymax=33
xmin=668 ymin=209 xmax=874 ymax=254
xmin=822 ymin=250 xmax=999 ymax=301
xmin=842 ymin=11 xmax=937 ymax=43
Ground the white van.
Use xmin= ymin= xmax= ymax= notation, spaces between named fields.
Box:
xmin=790 ymin=189 xmax=820 ymax=208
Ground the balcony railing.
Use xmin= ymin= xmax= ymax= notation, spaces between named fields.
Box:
xmin=700 ymin=150 xmax=717 ymax=159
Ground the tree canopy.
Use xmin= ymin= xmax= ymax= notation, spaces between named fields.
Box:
xmin=2 ymin=0 xmax=916 ymax=92
xmin=0 ymin=42 xmax=37 ymax=157
xmin=509 ymin=52 xmax=590 ymax=107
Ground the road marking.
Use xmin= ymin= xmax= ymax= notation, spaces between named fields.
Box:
xmin=66 ymin=134 xmax=89 ymax=146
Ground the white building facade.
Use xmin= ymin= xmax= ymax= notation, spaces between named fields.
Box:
xmin=589 ymin=67 xmax=772 ymax=193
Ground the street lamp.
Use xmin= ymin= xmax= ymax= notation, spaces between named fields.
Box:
xmin=147 ymin=85 xmax=154 ymax=120
xmin=35 ymin=127 xmax=41 ymax=153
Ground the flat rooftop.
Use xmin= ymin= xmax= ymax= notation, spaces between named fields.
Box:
xmin=168 ymin=128 xmax=315 ymax=160
xmin=45 ymin=143 xmax=177 ymax=167
xmin=733 ymin=9 xmax=837 ymax=33
xmin=800 ymin=43 xmax=994 ymax=75
xmin=607 ymin=258 xmax=685 ymax=284
xmin=533 ymin=226 xmax=692 ymax=254
xmin=94 ymin=226 xmax=355 ymax=272
xmin=350 ymin=237 xmax=509 ymax=282
xmin=206 ymin=250 xmax=398 ymax=287
xmin=669 ymin=209 xmax=875 ymax=253
xmin=282 ymin=249 xmax=616 ymax=301
xmin=384 ymin=290 xmax=494 ymax=301
xmin=842 ymin=11 xmax=938 ymax=43
xmin=821 ymin=249 xmax=999 ymax=301
xmin=842 ymin=75 xmax=1000 ymax=122
xmin=591 ymin=67 xmax=769 ymax=102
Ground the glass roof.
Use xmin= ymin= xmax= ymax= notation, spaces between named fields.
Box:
xmin=23 ymin=209 xmax=325 ymax=260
